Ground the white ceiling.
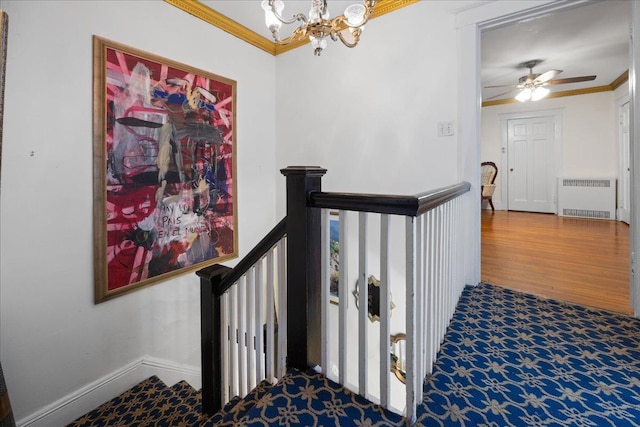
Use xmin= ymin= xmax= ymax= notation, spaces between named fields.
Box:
xmin=196 ymin=1 xmax=629 ymax=102
xmin=481 ymin=1 xmax=630 ymax=102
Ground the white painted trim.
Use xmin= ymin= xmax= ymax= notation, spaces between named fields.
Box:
xmin=17 ymin=357 xmax=201 ymax=427
xmin=457 ymin=0 xmax=558 ymax=29
xmin=457 ymin=21 xmax=481 ymax=288
xmin=630 ymin=1 xmax=640 ymax=316
xmin=617 ymin=94 xmax=631 ymax=107
xmin=617 ymin=97 xmax=631 ymax=223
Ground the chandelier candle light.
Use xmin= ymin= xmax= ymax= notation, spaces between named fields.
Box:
xmin=261 ymin=0 xmax=377 ymax=56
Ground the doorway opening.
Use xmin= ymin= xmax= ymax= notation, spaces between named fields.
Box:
xmin=474 ymin=1 xmax=633 ymax=313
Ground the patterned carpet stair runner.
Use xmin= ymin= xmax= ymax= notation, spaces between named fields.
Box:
xmin=67 ymin=368 xmax=403 ymax=426
xmin=232 ymin=368 xmax=404 ymax=426
xmin=203 ymin=380 xmax=274 ymax=426
xmin=66 ymin=376 xmax=205 ymax=427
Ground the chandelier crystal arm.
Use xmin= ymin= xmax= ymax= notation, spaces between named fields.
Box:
xmin=274 ymin=25 xmax=309 ymax=45
xmin=267 ymin=0 xmax=309 ymax=26
xmin=335 ymin=27 xmax=362 ymax=48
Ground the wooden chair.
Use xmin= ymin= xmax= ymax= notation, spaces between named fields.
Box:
xmin=481 ymin=161 xmax=498 ymax=211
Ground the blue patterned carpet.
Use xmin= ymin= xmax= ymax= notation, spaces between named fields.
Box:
xmin=68 ymin=282 xmax=640 ymax=426
xmin=416 ymin=283 xmax=640 ymax=426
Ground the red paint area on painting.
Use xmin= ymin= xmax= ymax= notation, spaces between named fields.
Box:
xmin=104 ymin=47 xmax=235 ymax=291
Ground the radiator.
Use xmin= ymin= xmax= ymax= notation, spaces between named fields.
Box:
xmin=557 ymin=178 xmax=616 ymax=220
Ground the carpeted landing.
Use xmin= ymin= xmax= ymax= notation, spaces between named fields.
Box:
xmin=416 ymin=282 xmax=640 ymax=426
xmin=68 ymin=282 xmax=640 ymax=426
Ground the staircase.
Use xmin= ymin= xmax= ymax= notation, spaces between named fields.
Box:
xmin=67 ymin=368 xmax=404 ymax=426
xmin=66 ymin=169 xmax=471 ymax=426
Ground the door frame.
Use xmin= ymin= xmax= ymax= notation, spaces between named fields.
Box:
xmin=499 ymin=109 xmax=563 ymax=213
xmin=457 ymin=0 xmax=640 ymax=317
xmin=617 ymin=94 xmax=630 ymax=223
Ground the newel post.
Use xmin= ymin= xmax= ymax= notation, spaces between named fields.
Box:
xmin=197 ymin=264 xmax=232 ymax=416
xmin=280 ymin=166 xmax=327 ymax=370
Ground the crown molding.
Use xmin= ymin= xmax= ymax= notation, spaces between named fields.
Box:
xmin=373 ymin=0 xmax=420 ymax=18
xmin=166 ymin=0 xmax=419 ymax=56
xmin=165 ymin=0 xmax=276 ymax=55
xmin=482 ymin=71 xmax=630 ymax=107
xmin=610 ymin=70 xmax=629 ymax=90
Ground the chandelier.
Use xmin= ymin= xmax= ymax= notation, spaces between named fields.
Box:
xmin=261 ymin=0 xmax=377 ymax=56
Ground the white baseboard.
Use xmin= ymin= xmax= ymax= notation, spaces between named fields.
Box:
xmin=17 ymin=357 xmax=201 ymax=427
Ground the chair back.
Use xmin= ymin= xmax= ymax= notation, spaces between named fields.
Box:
xmin=481 ymin=162 xmax=498 ymax=185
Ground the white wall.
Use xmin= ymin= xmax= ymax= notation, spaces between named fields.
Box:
xmin=274 ymin=1 xmax=465 ymax=212
xmin=274 ymin=1 xmax=468 ymax=413
xmin=0 ymin=0 xmax=277 ymax=422
xmin=481 ymin=91 xmax=618 ymax=207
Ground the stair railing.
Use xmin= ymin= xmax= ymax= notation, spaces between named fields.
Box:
xmin=289 ymin=166 xmax=470 ymax=422
xmin=198 ymin=166 xmax=471 ymax=422
xmin=197 ymin=217 xmax=287 ymax=415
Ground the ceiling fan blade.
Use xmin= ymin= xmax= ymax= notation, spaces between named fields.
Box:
xmin=534 ymin=69 xmax=562 ymax=83
xmin=484 ymin=84 xmax=519 ymax=89
xmin=486 ymin=89 xmax=517 ymax=100
xmin=546 ymin=75 xmax=596 ymax=85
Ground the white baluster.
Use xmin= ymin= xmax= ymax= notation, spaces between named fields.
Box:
xmin=255 ymin=257 xmax=265 ymax=382
xmin=446 ymin=202 xmax=453 ymax=325
xmin=435 ymin=206 xmax=443 ymax=348
xmin=405 ymin=216 xmax=417 ymax=424
xmin=229 ymin=286 xmax=238 ymax=398
xmin=321 ymin=209 xmax=330 ymax=374
xmin=238 ymin=275 xmax=247 ymax=397
xmin=358 ymin=212 xmax=368 ymax=397
xmin=221 ymin=291 xmax=229 ymax=404
xmin=415 ymin=215 xmax=424 ymax=403
xmin=379 ymin=214 xmax=390 ymax=408
xmin=247 ymin=268 xmax=256 ymax=392
xmin=426 ymin=210 xmax=435 ymax=373
xmin=266 ymin=249 xmax=275 ymax=383
xmin=277 ymin=238 xmax=287 ymax=379
xmin=339 ymin=211 xmax=348 ymax=385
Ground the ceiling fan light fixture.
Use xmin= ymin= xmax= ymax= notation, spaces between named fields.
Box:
xmin=531 ymin=86 xmax=550 ymax=101
xmin=515 ymin=88 xmax=532 ymax=102
xmin=486 ymin=60 xmax=596 ymax=102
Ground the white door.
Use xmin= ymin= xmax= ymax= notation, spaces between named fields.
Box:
xmin=507 ymin=116 xmax=555 ymax=213
xmin=619 ymin=100 xmax=631 ymax=224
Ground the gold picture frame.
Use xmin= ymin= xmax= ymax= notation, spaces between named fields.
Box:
xmin=0 ymin=10 xmax=8 ymax=184
xmin=93 ymin=36 xmax=238 ymax=303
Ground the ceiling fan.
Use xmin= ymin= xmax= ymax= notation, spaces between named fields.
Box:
xmin=485 ymin=60 xmax=596 ymax=102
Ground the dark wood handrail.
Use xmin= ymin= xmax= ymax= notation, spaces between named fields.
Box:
xmin=414 ymin=182 xmax=471 ymax=215
xmin=308 ymin=181 xmax=471 ymax=217
xmin=197 ymin=216 xmax=287 ymax=297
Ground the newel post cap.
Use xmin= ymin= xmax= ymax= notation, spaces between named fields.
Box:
xmin=280 ymin=166 xmax=327 ymax=177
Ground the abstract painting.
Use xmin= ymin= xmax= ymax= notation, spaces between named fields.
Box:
xmin=93 ymin=36 xmax=237 ymax=303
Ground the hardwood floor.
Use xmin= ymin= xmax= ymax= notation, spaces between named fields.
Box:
xmin=481 ymin=210 xmax=632 ymax=314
